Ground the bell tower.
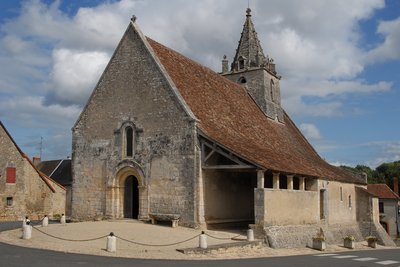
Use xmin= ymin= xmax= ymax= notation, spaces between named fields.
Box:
xmin=221 ymin=8 xmax=283 ymax=122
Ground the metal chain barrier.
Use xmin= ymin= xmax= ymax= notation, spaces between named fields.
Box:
xmin=205 ymin=232 xmax=242 ymax=240
xmin=115 ymin=234 xmax=200 ymax=247
xmin=27 ymin=217 xmax=243 ymax=246
xmin=32 ymin=225 xmax=109 ymax=242
xmin=28 ymin=218 xmax=44 ymax=227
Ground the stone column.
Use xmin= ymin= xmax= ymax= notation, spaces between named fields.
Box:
xmin=287 ymin=175 xmax=293 ymax=190
xmin=299 ymin=177 xmax=305 ymax=191
xmin=138 ymin=185 xmax=149 ymax=220
xmin=273 ymin=172 xmax=280 ymax=189
xmin=257 ymin=170 xmax=265 ymax=189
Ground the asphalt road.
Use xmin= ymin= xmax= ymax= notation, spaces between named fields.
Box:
xmin=1 ymin=222 xmax=400 ymax=267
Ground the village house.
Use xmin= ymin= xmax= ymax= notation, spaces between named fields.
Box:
xmin=368 ymin=182 xmax=400 ymax=238
xmin=36 ymin=158 xmax=72 ymax=217
xmin=0 ymin=121 xmax=65 ymax=221
xmin=71 ymin=9 xmax=393 ymax=247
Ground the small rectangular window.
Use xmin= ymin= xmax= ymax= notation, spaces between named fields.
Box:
xmin=6 ymin=197 xmax=13 ymax=207
xmin=379 ymin=202 xmax=384 ymax=213
xmin=6 ymin=167 xmax=16 ymax=183
xmin=340 ymin=187 xmax=343 ymax=201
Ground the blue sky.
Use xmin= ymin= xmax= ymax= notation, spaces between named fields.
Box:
xmin=0 ymin=0 xmax=399 ymax=168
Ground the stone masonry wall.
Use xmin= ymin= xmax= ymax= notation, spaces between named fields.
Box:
xmin=0 ymin=125 xmax=65 ymax=221
xmin=72 ymin=23 xmax=197 ymax=226
xmin=223 ymin=68 xmax=283 ymax=122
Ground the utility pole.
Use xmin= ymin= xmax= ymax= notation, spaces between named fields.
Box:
xmin=39 ymin=136 xmax=43 ymax=159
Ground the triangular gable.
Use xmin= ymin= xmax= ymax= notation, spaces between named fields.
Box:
xmin=73 ymin=19 xmax=197 ymax=131
xmin=0 ymin=121 xmax=65 ymax=192
xmin=367 ymin=184 xmax=400 ymax=199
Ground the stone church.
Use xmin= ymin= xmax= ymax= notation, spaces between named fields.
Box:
xmin=72 ymin=9 xmax=392 ymax=246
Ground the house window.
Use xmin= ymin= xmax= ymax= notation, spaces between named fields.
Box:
xmin=6 ymin=197 xmax=13 ymax=207
xmin=340 ymin=187 xmax=343 ymax=201
xmin=238 ymin=77 xmax=247 ymax=84
xmin=126 ymin=126 xmax=133 ymax=157
xmin=379 ymin=202 xmax=384 ymax=213
xmin=348 ymin=195 xmax=352 ymax=208
xmin=6 ymin=167 xmax=16 ymax=184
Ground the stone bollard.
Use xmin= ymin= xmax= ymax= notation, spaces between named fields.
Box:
xmin=42 ymin=215 xmax=48 ymax=227
xmin=247 ymin=228 xmax=254 ymax=242
xmin=199 ymin=231 xmax=207 ymax=249
xmin=22 ymin=222 xmax=32 ymax=240
xmin=60 ymin=214 xmax=66 ymax=225
xmin=22 ymin=216 xmax=28 ymax=229
xmin=106 ymin=232 xmax=117 ymax=252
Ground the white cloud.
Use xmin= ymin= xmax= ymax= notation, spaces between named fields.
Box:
xmin=48 ymin=49 xmax=109 ymax=105
xmin=362 ymin=141 xmax=400 ymax=167
xmin=366 ymin=17 xmax=400 ymax=63
xmin=0 ymin=0 xmax=398 ymax=160
xmin=299 ymin=123 xmax=322 ymax=140
xmin=329 ymin=161 xmax=354 ymax=167
xmin=0 ymin=96 xmax=80 ymax=127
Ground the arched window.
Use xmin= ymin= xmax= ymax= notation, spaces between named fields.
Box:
xmin=238 ymin=56 xmax=245 ymax=70
xmin=126 ymin=126 xmax=133 ymax=157
xmin=270 ymin=79 xmax=274 ymax=102
xmin=238 ymin=76 xmax=247 ymax=84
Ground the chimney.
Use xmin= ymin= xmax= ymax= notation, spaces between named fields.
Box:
xmin=32 ymin=156 xmax=41 ymax=166
xmin=393 ymin=177 xmax=399 ymax=196
xmin=222 ymin=55 xmax=229 ymax=73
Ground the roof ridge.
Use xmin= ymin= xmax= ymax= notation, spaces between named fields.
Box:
xmin=146 ymin=28 xmax=367 ymax=185
xmin=146 ymin=37 xmax=252 ymax=97
xmin=367 ymin=184 xmax=399 ymax=199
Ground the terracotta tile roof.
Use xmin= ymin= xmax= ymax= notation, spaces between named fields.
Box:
xmin=367 ymin=184 xmax=399 ymax=199
xmin=146 ymin=38 xmax=366 ymax=185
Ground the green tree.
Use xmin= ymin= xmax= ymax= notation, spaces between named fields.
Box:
xmin=375 ymin=161 xmax=400 ymax=189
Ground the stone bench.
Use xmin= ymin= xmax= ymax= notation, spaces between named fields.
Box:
xmin=149 ymin=213 xmax=180 ymax=228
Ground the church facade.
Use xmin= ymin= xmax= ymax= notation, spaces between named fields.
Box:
xmin=72 ymin=9 xmax=393 ymax=247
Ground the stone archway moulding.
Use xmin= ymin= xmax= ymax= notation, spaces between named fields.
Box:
xmin=107 ymin=160 xmax=149 ymax=220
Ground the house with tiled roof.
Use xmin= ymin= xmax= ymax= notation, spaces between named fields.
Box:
xmin=36 ymin=159 xmax=72 ymax=217
xmin=368 ymin=183 xmax=400 ymax=238
xmin=71 ymin=9 xmax=393 ymax=247
xmin=0 ymin=121 xmax=65 ymax=220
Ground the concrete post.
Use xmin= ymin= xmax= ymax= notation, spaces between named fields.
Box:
xmin=22 ymin=216 xmax=28 ymax=229
xmin=257 ymin=170 xmax=265 ymax=189
xmin=287 ymin=175 xmax=293 ymax=190
xmin=22 ymin=225 xmax=32 ymax=240
xmin=42 ymin=215 xmax=48 ymax=227
xmin=247 ymin=229 xmax=254 ymax=242
xmin=106 ymin=232 xmax=117 ymax=252
xmin=60 ymin=214 xmax=66 ymax=225
xmin=273 ymin=173 xmax=280 ymax=189
xmin=299 ymin=177 xmax=305 ymax=191
xmin=199 ymin=231 xmax=207 ymax=249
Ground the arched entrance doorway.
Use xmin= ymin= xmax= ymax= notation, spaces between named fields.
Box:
xmin=124 ymin=175 xmax=139 ymax=219
xmin=112 ymin=164 xmax=149 ymax=220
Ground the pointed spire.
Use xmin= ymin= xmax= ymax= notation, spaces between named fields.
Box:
xmin=231 ymin=8 xmax=267 ymax=71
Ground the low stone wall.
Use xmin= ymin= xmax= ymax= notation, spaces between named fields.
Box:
xmin=263 ymin=222 xmax=396 ymax=248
